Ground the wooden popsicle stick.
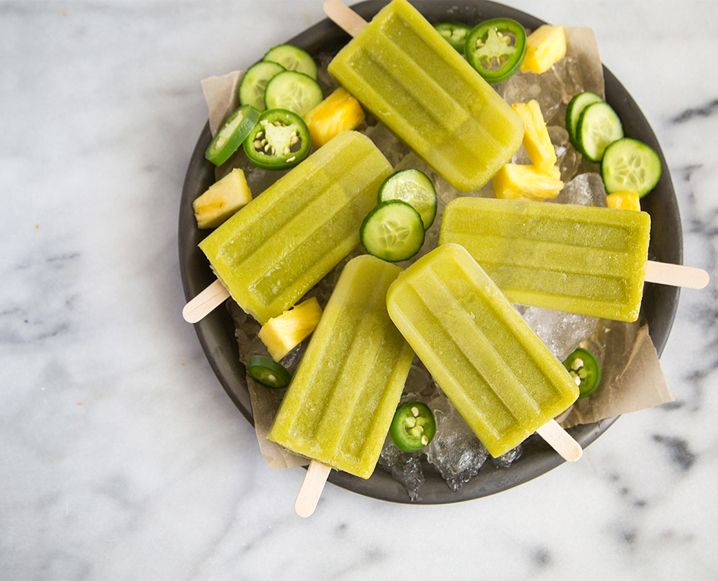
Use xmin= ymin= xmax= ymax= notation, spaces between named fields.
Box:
xmin=182 ymin=279 xmax=230 ymax=323
xmin=324 ymin=0 xmax=367 ymax=36
xmin=536 ymin=420 xmax=582 ymax=462
xmin=645 ymin=261 xmax=709 ymax=289
xmin=295 ymin=460 xmax=332 ymax=518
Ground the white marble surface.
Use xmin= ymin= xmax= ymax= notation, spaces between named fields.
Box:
xmin=2 ymin=0 xmax=717 ymax=579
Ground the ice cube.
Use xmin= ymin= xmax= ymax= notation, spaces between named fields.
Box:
xmin=550 ymin=126 xmax=582 ymax=182
xmin=551 ymin=172 xmax=607 ymax=207
xmin=491 ymin=445 xmax=523 ymax=469
xmin=425 ymin=393 xmax=489 ymax=492
xmin=521 ymin=306 xmax=599 ymax=361
xmin=378 ymin=438 xmax=425 ymax=502
xmin=501 ymin=54 xmax=583 ymax=125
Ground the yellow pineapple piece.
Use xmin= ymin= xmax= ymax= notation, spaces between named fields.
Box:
xmin=193 ymin=168 xmax=252 ymax=229
xmin=606 ymin=191 xmax=641 ymax=211
xmin=258 ymin=297 xmax=323 ymax=361
xmin=521 ymin=25 xmax=566 ymax=74
xmin=304 ymin=87 xmax=366 ymax=148
xmin=493 ymin=163 xmax=564 ymax=201
xmin=512 ymin=100 xmax=556 ymax=172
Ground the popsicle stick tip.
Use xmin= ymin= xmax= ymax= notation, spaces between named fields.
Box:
xmin=644 ymin=261 xmax=710 ymax=290
xmin=323 ymin=0 xmax=367 ymax=37
xmin=295 ymin=461 xmax=331 ymax=518
xmin=536 ymin=420 xmax=583 ymax=463
xmin=182 ymin=279 xmax=230 ymax=323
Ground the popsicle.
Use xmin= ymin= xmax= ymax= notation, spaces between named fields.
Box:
xmin=386 ymin=243 xmax=580 ymax=458
xmin=326 ymin=0 xmax=524 ymax=192
xmin=268 ymin=255 xmax=414 ymax=484
xmin=440 ymin=197 xmax=708 ymax=323
xmin=186 ymin=131 xmax=392 ymax=324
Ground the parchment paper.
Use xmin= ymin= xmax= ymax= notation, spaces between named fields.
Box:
xmin=198 ymin=25 xmax=673 ymax=470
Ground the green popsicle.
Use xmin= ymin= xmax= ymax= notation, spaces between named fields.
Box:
xmin=327 ymin=0 xmax=523 ymax=192
xmin=199 ymin=131 xmax=392 ymax=324
xmin=268 ymin=255 xmax=414 ymax=479
xmin=439 ymin=197 xmax=651 ymax=322
xmin=386 ymin=244 xmax=579 ymax=458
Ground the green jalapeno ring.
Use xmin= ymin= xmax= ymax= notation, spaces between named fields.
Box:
xmin=389 ymin=401 xmax=437 ymax=452
xmin=243 ymin=108 xmax=311 ymax=171
xmin=562 ymin=348 xmax=601 ymax=398
xmin=465 ymin=18 xmax=527 ymax=84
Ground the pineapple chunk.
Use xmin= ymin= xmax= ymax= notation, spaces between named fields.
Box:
xmin=606 ymin=191 xmax=641 ymax=211
xmin=521 ymin=25 xmax=566 ymax=74
xmin=304 ymin=87 xmax=366 ymax=148
xmin=493 ymin=163 xmax=564 ymax=201
xmin=512 ymin=100 xmax=556 ymax=172
xmin=258 ymin=297 xmax=323 ymax=361
xmin=193 ymin=168 xmax=252 ymax=229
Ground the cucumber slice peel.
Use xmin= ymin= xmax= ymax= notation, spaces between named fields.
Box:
xmin=566 ymin=91 xmax=603 ymax=146
xmin=602 ymin=138 xmax=662 ymax=198
xmin=239 ymin=61 xmax=285 ymax=112
xmin=576 ymin=101 xmax=624 ymax=163
xmin=263 ymin=44 xmax=318 ymax=80
xmin=264 ymin=71 xmax=323 ymax=118
xmin=361 ymin=201 xmax=425 ymax=262
xmin=378 ymin=169 xmax=437 ymax=230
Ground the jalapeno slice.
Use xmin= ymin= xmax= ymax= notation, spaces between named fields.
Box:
xmin=205 ymin=104 xmax=260 ymax=166
xmin=434 ymin=22 xmax=472 ymax=53
xmin=389 ymin=402 xmax=437 ymax=452
xmin=243 ymin=109 xmax=311 ymax=170
xmin=465 ymin=18 xmax=527 ymax=84
xmin=247 ymin=355 xmax=291 ymax=389
xmin=562 ymin=348 xmax=601 ymax=398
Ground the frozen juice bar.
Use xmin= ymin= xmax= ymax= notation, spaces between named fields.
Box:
xmin=386 ymin=244 xmax=578 ymax=457
xmin=440 ymin=197 xmax=651 ymax=322
xmin=327 ymin=0 xmax=523 ymax=192
xmin=268 ymin=255 xmax=414 ymax=479
xmin=199 ymin=131 xmax=392 ymax=324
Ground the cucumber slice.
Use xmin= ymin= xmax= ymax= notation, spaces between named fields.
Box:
xmin=565 ymin=91 xmax=603 ymax=146
xmin=360 ymin=201 xmax=425 ymax=262
xmin=575 ymin=101 xmax=624 ymax=163
xmin=264 ymin=71 xmax=324 ymax=118
xmin=239 ymin=61 xmax=285 ymax=112
xmin=602 ymin=138 xmax=662 ymax=198
xmin=263 ymin=44 xmax=318 ymax=80
xmin=377 ymin=169 xmax=437 ymax=230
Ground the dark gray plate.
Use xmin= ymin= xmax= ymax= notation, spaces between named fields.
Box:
xmin=179 ymin=1 xmax=681 ymax=504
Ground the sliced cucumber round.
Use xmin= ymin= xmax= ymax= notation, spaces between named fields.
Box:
xmin=602 ymin=138 xmax=662 ymax=198
xmin=565 ymin=91 xmax=603 ymax=147
xmin=360 ymin=201 xmax=425 ymax=262
xmin=264 ymin=71 xmax=323 ymax=118
xmin=575 ymin=101 xmax=624 ymax=163
xmin=377 ymin=169 xmax=437 ymax=230
xmin=263 ymin=44 xmax=318 ymax=80
xmin=239 ymin=61 xmax=285 ymax=112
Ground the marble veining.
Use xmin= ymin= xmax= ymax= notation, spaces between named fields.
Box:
xmin=2 ymin=1 xmax=717 ymax=579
